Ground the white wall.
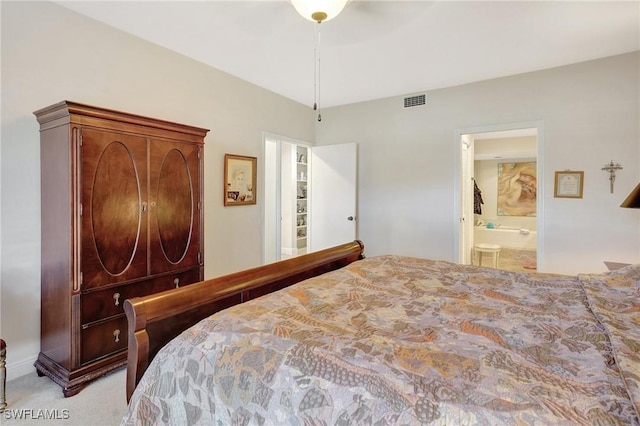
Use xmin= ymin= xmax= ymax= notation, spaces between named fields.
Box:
xmin=317 ymin=52 xmax=640 ymax=274
xmin=1 ymin=1 xmax=314 ymax=380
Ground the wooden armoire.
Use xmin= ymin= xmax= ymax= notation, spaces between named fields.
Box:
xmin=34 ymin=101 xmax=208 ymax=396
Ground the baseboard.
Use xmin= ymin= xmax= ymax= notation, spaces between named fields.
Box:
xmin=281 ymin=247 xmax=295 ymax=256
xmin=282 ymin=247 xmax=306 ymax=256
xmin=6 ymin=355 xmax=38 ymax=381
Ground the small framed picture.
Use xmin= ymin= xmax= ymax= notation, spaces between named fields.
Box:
xmin=224 ymin=154 xmax=257 ymax=206
xmin=554 ymin=171 xmax=584 ymax=198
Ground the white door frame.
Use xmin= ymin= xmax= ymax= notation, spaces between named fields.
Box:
xmin=459 ymin=135 xmax=474 ymax=265
xmin=453 ymin=121 xmax=545 ymax=271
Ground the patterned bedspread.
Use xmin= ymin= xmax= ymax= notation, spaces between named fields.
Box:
xmin=121 ymin=256 xmax=640 ymax=425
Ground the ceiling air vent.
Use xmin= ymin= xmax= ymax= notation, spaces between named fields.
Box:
xmin=404 ymin=94 xmax=426 ymax=108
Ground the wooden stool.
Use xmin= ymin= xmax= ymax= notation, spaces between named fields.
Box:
xmin=0 ymin=339 xmax=6 ymax=413
xmin=474 ymin=243 xmax=501 ymax=268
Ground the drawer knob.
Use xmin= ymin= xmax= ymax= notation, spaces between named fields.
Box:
xmin=174 ymin=278 xmax=180 ymax=288
xmin=113 ymin=329 xmax=120 ymax=343
xmin=113 ymin=292 xmax=121 ymax=306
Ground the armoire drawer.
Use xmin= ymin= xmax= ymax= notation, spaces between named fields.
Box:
xmin=81 ymin=269 xmax=201 ymax=324
xmin=81 ymin=316 xmax=128 ymax=365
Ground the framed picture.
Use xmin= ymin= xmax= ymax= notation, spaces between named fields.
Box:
xmin=554 ymin=171 xmax=584 ymax=198
xmin=497 ymin=162 xmax=537 ymax=217
xmin=224 ymin=154 xmax=257 ymax=206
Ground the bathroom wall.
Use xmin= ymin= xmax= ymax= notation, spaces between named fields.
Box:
xmin=474 ymin=137 xmax=537 ymax=231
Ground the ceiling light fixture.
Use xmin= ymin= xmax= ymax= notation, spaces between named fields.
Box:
xmin=290 ymin=0 xmax=350 ymax=23
xmin=290 ymin=0 xmax=350 ymax=122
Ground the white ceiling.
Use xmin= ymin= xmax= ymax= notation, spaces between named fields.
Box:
xmin=54 ymin=0 xmax=639 ymax=109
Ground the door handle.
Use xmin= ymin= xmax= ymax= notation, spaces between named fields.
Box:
xmin=347 ymin=216 xmax=355 ymax=221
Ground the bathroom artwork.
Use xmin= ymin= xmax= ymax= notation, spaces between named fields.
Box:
xmin=497 ymin=162 xmax=537 ymax=216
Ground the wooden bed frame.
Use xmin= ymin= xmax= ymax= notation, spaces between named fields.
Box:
xmin=123 ymin=240 xmax=365 ymax=402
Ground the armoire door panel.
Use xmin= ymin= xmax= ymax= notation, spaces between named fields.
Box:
xmin=81 ymin=128 xmax=149 ymax=289
xmin=92 ymin=142 xmax=141 ymax=274
xmin=157 ymin=148 xmax=192 ymax=263
xmin=149 ymin=139 xmax=201 ymax=274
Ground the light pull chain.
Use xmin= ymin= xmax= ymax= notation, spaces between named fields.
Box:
xmin=314 ymin=22 xmax=322 ymax=122
xmin=313 ymin=22 xmax=318 ymax=111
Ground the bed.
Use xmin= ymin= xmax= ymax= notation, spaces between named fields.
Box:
xmin=121 ymin=240 xmax=640 ymax=425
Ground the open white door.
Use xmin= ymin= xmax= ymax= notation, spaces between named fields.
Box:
xmin=309 ymin=143 xmax=357 ymax=252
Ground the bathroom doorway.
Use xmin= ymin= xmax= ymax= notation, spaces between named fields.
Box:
xmin=455 ymin=123 xmax=544 ymax=272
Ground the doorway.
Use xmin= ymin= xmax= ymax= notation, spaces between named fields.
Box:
xmin=263 ymin=134 xmax=312 ymax=264
xmin=455 ymin=123 xmax=544 ymax=272
xmin=263 ymin=134 xmax=358 ymax=265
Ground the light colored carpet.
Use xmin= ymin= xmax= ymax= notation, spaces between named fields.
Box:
xmin=2 ymin=368 xmax=126 ymax=425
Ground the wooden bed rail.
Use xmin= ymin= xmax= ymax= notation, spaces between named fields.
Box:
xmin=124 ymin=240 xmax=365 ymax=402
